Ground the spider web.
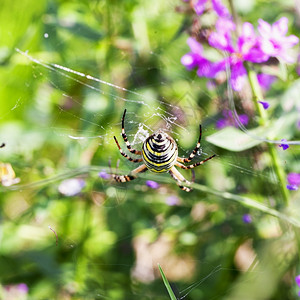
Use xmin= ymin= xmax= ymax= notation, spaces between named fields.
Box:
xmin=1 ymin=1 xmax=298 ymax=298
xmin=12 ymin=48 xmax=283 ymax=194
xmin=1 ymin=47 xmax=276 ymax=298
xmin=10 ymin=48 xmax=263 ymax=193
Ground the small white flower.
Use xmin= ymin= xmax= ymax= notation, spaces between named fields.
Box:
xmin=58 ymin=178 xmax=85 ymax=196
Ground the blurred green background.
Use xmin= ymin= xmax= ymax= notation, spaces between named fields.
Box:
xmin=1 ymin=0 xmax=300 ymax=299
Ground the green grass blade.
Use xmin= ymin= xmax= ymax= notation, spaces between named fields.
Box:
xmin=4 ymin=166 xmax=299 ymax=228
xmin=191 ymin=182 xmax=300 ymax=227
xmin=158 ymin=264 xmax=177 ymax=300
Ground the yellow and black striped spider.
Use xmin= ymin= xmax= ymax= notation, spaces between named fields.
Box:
xmin=112 ymin=109 xmax=216 ymax=192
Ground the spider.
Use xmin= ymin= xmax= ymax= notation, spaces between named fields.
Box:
xmin=112 ymin=109 xmax=216 ymax=192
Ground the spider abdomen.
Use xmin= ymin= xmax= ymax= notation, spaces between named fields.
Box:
xmin=142 ymin=131 xmax=178 ymax=173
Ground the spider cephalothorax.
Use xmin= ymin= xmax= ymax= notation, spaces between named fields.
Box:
xmin=112 ymin=109 xmax=216 ymax=192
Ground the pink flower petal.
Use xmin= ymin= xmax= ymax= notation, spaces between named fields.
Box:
xmin=212 ymin=0 xmax=230 ymax=18
xmin=287 ymin=173 xmax=300 ymax=186
xmin=260 ymin=39 xmax=276 ymax=55
xmin=257 ymin=73 xmax=276 ymax=90
xmin=194 ymin=0 xmax=207 ymax=15
xmin=181 ymin=53 xmax=197 ymax=69
xmin=216 ymin=17 xmax=236 ymax=33
xmin=208 ymin=31 xmax=234 ymax=52
xmin=258 ymin=19 xmax=272 ymax=37
xmin=187 ymin=37 xmax=203 ymax=53
xmin=272 ymin=17 xmax=288 ymax=36
xmin=295 ymin=275 xmax=300 ymax=287
xmin=230 ymin=62 xmax=247 ymax=91
xmin=196 ymin=59 xmax=216 ymax=78
xmin=242 ymin=22 xmax=256 ymax=38
xmin=284 ymin=35 xmax=299 ymax=47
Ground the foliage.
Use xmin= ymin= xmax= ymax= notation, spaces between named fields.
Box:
xmin=1 ymin=0 xmax=300 ymax=299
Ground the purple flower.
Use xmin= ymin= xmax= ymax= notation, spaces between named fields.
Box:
xmin=17 ymin=283 xmax=29 ymax=294
xmin=58 ymin=178 xmax=85 ymax=196
xmin=296 ymin=275 xmax=300 ymax=287
xmin=193 ymin=0 xmax=230 ymax=18
xmin=287 ymin=173 xmax=300 ymax=186
xmin=286 ymin=173 xmax=300 ymax=190
xmin=278 ymin=139 xmax=289 ymax=150
xmin=166 ymin=195 xmax=180 ymax=206
xmin=211 ymin=0 xmax=230 ymax=18
xmin=3 ymin=283 xmax=29 ymax=299
xmin=182 ymin=17 xmax=299 ymax=91
xmin=257 ymin=73 xmax=276 ymax=90
xmin=215 ymin=119 xmax=227 ymax=129
xmin=208 ymin=18 xmax=236 ymax=52
xmin=238 ymin=114 xmax=249 ymax=126
xmin=181 ymin=38 xmax=216 ymax=77
xmin=146 ymin=180 xmax=159 ymax=189
xmin=258 ymin=17 xmax=299 ymax=63
xmin=183 ymin=18 xmax=299 ymax=92
xmin=193 ymin=0 xmax=206 ymax=15
xmin=216 ymin=110 xmax=249 ymax=129
xmin=99 ymin=170 xmax=111 ymax=180
xmin=287 ymin=184 xmax=298 ymax=191
xmin=209 ymin=21 xmax=269 ymax=91
xmin=242 ymin=214 xmax=252 ymax=224
xmin=182 ymin=20 xmax=266 ymax=91
xmin=257 ymin=101 xmax=270 ymax=110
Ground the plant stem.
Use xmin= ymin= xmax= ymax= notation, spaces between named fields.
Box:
xmin=245 ymin=64 xmax=289 ymax=206
xmin=246 ymin=67 xmax=267 ymax=125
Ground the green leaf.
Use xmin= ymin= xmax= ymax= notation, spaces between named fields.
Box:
xmin=158 ymin=264 xmax=177 ymax=300
xmin=206 ymin=109 xmax=298 ymax=151
xmin=59 ymin=22 xmax=103 ymax=41
xmin=206 ymin=126 xmax=262 ymax=152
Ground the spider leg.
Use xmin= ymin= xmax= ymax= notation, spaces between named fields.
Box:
xmin=121 ymin=109 xmax=142 ymax=155
xmin=114 ymin=136 xmax=143 ymax=163
xmin=175 ymin=154 xmax=216 ymax=170
xmin=177 ymin=124 xmax=202 ymax=163
xmin=0 ymin=143 xmax=5 ymax=148
xmin=112 ymin=163 xmax=148 ymax=183
xmin=169 ymin=166 xmax=192 ymax=192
